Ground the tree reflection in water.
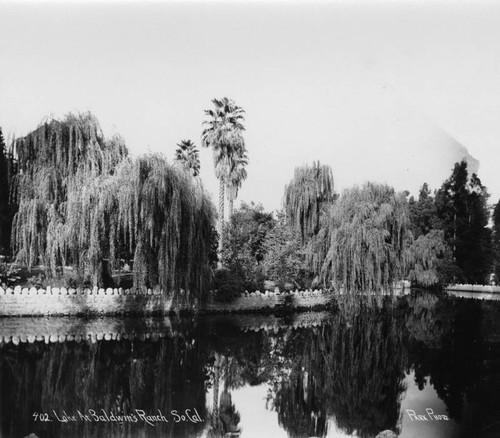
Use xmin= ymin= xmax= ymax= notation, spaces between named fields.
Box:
xmin=268 ymin=302 xmax=407 ymax=438
xmin=1 ymin=330 xmax=209 ymax=438
xmin=2 ymin=295 xmax=500 ymax=438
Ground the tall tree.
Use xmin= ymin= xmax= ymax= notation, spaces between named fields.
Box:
xmin=283 ymin=161 xmax=334 ymax=244
xmin=201 ymin=97 xmax=246 ymax=256
xmin=435 ymin=161 xmax=493 ymax=283
xmin=64 ymin=153 xmax=215 ymax=299
xmin=407 ymin=182 xmax=457 ymax=287
xmin=321 ymin=183 xmax=412 ymax=297
xmin=11 ymin=113 xmax=127 ymax=273
xmin=408 ymin=182 xmax=442 ymax=238
xmin=0 ymin=127 xmax=10 ymax=254
xmin=11 ymin=113 xmax=216 ymax=301
xmin=493 ymin=201 xmax=500 ymax=283
xmin=174 ymin=139 xmax=200 ymax=177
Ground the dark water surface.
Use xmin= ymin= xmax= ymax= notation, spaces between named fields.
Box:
xmin=1 ymin=293 xmax=500 ymax=438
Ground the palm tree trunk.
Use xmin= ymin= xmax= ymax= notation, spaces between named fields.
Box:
xmin=218 ymin=180 xmax=225 ymax=267
xmin=228 ymin=199 xmax=234 ymax=220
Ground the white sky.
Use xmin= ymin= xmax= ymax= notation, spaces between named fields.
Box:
xmin=1 ymin=0 xmax=500 ymax=212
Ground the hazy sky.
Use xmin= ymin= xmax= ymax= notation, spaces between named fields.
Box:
xmin=1 ymin=0 xmax=500 ymax=212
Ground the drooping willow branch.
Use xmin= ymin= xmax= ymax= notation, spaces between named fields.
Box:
xmin=321 ymin=182 xmax=412 ymax=297
xmin=64 ymin=154 xmax=215 ymax=298
xmin=284 ymin=162 xmax=334 ymax=244
xmin=12 ymin=113 xmax=215 ymax=300
xmin=12 ymin=113 xmax=127 ymax=272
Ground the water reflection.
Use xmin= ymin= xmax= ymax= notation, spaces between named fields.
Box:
xmin=1 ymin=294 xmax=500 ymax=438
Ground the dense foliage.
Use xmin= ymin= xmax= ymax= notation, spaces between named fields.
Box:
xmin=408 ymin=182 xmax=441 ymax=238
xmin=0 ymin=127 xmax=17 ymax=255
xmin=321 ymin=183 xmax=412 ymax=295
xmin=11 ymin=114 xmax=215 ymax=300
xmin=63 ymin=154 xmax=215 ymax=299
xmin=408 ymin=161 xmax=495 ymax=286
xmin=284 ymin=162 xmax=334 ymax=244
xmin=406 ymin=230 xmax=454 ymax=288
xmin=174 ymin=139 xmax=200 ymax=176
xmin=262 ymin=211 xmax=307 ymax=290
xmin=435 ymin=161 xmax=493 ymax=283
xmin=218 ymin=202 xmax=275 ymax=293
xmin=220 ymin=159 xmax=497 ymax=293
xmin=12 ymin=113 xmax=127 ymax=271
xmin=6 ymin=110 xmax=498 ymax=296
xmin=493 ymin=201 xmax=500 ymax=283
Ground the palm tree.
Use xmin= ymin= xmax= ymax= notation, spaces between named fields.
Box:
xmin=174 ymin=139 xmax=200 ymax=177
xmin=225 ymin=148 xmax=248 ymax=218
xmin=202 ymin=97 xmax=246 ymax=254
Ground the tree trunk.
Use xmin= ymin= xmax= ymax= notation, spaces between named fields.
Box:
xmin=228 ymin=199 xmax=234 ymax=220
xmin=218 ymin=180 xmax=225 ymax=268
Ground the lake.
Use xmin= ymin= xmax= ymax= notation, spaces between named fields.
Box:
xmin=1 ymin=292 xmax=500 ymax=438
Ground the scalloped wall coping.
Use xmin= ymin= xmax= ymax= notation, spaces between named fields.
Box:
xmin=0 ymin=286 xmax=330 ymax=299
xmin=0 ymin=285 xmax=334 ymax=316
xmin=0 ymin=286 xmax=164 ymax=296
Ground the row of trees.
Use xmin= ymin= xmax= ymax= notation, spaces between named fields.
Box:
xmin=2 ymin=102 xmax=499 ymax=297
xmin=0 ymin=113 xmax=216 ymax=302
xmin=1 ymin=96 xmax=250 ymax=294
xmin=218 ymin=159 xmax=499 ymax=296
xmin=408 ymin=161 xmax=495 ymax=285
xmin=172 ymin=98 xmax=249 ymax=261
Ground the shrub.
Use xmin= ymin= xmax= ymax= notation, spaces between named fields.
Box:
xmin=213 ymin=268 xmax=246 ymax=302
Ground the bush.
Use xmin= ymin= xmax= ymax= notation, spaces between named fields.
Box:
xmin=213 ymin=268 xmax=246 ymax=302
xmin=0 ymin=263 xmax=22 ymax=288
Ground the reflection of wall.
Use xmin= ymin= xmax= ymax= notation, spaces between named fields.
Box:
xmin=207 ymin=290 xmax=333 ymax=312
xmin=0 ymin=316 xmax=179 ymax=345
xmin=0 ymin=312 xmax=332 ymax=346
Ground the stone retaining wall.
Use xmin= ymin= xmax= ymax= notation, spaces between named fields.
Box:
xmin=0 ymin=286 xmax=334 ymax=316
xmin=0 ymin=286 xmax=194 ymax=316
xmin=446 ymin=284 xmax=500 ymax=293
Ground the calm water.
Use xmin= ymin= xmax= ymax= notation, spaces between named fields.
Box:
xmin=1 ymin=293 xmax=500 ymax=438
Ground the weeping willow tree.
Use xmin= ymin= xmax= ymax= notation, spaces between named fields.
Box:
xmin=61 ymin=153 xmax=215 ymax=300
xmin=282 ymin=162 xmax=335 ymax=284
xmin=11 ymin=113 xmax=127 ymax=272
xmin=284 ymin=162 xmax=334 ymax=244
xmin=321 ymin=183 xmax=412 ymax=298
xmin=12 ymin=113 xmax=215 ymax=301
xmin=407 ymin=229 xmax=451 ymax=287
